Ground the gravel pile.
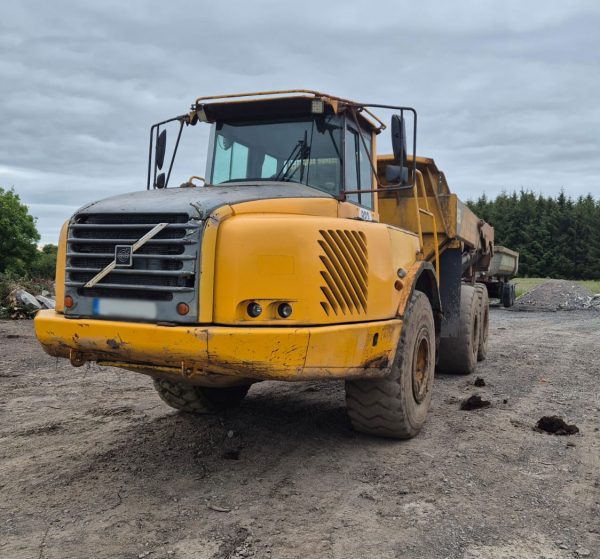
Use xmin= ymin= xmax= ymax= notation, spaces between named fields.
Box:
xmin=512 ymin=279 xmax=600 ymax=312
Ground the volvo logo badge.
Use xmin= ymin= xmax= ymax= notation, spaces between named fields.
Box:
xmin=115 ymin=245 xmax=133 ymax=267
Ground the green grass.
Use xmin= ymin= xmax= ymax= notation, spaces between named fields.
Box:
xmin=578 ymin=280 xmax=600 ymax=294
xmin=511 ymin=277 xmax=600 ymax=298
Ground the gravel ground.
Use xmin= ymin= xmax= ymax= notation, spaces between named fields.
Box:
xmin=0 ymin=310 xmax=599 ymax=559
xmin=512 ymin=280 xmax=600 ymax=312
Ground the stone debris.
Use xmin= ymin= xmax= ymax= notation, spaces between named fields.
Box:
xmin=512 ymin=280 xmax=600 ymax=312
xmin=35 ymin=295 xmax=56 ymax=309
xmin=4 ymin=289 xmax=42 ymax=319
xmin=207 ymin=503 xmax=231 ymax=513
xmin=1 ymin=286 xmax=55 ymax=319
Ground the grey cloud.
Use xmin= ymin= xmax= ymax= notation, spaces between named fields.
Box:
xmin=1 ymin=0 xmax=600 ymax=244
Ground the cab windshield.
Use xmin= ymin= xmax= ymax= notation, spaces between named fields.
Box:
xmin=207 ymin=116 xmax=343 ymax=196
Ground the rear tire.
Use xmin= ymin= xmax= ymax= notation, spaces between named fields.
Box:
xmin=437 ymin=284 xmax=480 ymax=375
xmin=475 ymin=284 xmax=489 ymax=361
xmin=502 ymin=282 xmax=515 ymax=308
xmin=345 ymin=291 xmax=435 ymax=439
xmin=153 ymin=378 xmax=250 ymax=414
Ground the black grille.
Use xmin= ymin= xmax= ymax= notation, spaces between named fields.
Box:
xmin=65 ymin=212 xmax=200 ymax=302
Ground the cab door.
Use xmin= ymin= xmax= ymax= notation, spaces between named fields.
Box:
xmin=344 ymin=122 xmax=374 ymax=211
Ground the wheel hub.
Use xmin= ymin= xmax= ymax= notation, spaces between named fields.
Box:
xmin=412 ymin=329 xmax=430 ymax=404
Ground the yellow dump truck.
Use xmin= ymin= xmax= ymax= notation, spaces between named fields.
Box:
xmin=34 ymin=90 xmax=493 ymax=439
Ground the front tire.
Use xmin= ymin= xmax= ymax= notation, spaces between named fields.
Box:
xmin=345 ymin=291 xmax=435 ymax=439
xmin=153 ymin=378 xmax=250 ymax=414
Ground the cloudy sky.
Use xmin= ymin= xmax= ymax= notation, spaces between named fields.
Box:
xmin=2 ymin=0 xmax=600 ymax=244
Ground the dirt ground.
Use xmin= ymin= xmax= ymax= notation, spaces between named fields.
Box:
xmin=1 ymin=310 xmax=599 ymax=559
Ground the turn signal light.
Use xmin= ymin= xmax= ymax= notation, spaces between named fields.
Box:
xmin=176 ymin=302 xmax=189 ymax=315
xmin=64 ymin=295 xmax=74 ymax=308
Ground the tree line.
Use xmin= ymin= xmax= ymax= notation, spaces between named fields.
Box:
xmin=0 ymin=187 xmax=57 ymax=279
xmin=467 ymin=190 xmax=600 ymax=279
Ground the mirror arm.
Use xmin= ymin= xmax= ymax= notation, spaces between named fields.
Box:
xmin=344 ymin=105 xmax=417 ymax=195
xmin=153 ymin=125 xmax=160 ymax=188
xmin=146 ymin=124 xmax=155 ymax=190
xmin=146 ymin=114 xmax=189 ymax=190
xmin=165 ymin=118 xmax=185 ymax=188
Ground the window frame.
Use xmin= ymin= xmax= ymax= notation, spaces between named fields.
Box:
xmin=206 ymin=117 xmax=344 ymax=195
xmin=342 ymin=115 xmax=375 ymax=210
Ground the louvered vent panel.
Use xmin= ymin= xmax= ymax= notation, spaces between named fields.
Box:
xmin=318 ymin=229 xmax=368 ymax=316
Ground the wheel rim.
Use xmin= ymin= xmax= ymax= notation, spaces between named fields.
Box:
xmin=412 ymin=328 xmax=430 ymax=404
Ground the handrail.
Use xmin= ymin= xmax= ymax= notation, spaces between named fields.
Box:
xmin=413 ymin=171 xmax=440 ymax=284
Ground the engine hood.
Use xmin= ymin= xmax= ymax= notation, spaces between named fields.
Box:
xmin=75 ymin=182 xmax=332 ymax=220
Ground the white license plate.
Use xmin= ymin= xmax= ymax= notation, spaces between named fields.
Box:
xmin=92 ymin=298 xmax=157 ymax=320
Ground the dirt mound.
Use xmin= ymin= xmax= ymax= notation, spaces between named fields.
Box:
xmin=535 ymin=416 xmax=579 ymax=435
xmin=460 ymin=394 xmax=491 ymax=410
xmin=512 ymin=280 xmax=600 ymax=312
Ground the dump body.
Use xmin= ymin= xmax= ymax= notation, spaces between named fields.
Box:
xmin=377 ymin=155 xmax=493 ymax=268
xmin=487 ymin=246 xmax=519 ymax=278
xmin=477 ymin=245 xmax=519 ymax=307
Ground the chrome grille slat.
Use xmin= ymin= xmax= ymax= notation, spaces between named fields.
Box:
xmin=76 ymin=213 xmax=189 ymax=225
xmin=70 ymin=223 xmax=197 ymax=230
xmin=67 ymin=267 xmax=191 ymax=276
xmin=67 ymin=237 xmax=194 ymax=244
xmin=66 ymin=252 xmax=195 ymax=260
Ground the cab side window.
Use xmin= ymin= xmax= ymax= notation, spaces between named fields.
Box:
xmin=344 ymin=126 xmax=373 ymax=209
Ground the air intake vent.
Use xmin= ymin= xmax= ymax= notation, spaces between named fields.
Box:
xmin=318 ymin=229 xmax=368 ymax=316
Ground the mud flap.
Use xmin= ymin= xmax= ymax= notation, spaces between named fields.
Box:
xmin=439 ymin=249 xmax=462 ymax=339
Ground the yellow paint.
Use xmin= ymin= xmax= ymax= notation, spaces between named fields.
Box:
xmin=54 ymin=221 xmax=69 ymax=313
xmin=34 ymin=310 xmax=401 ymax=382
xmin=231 ymin=197 xmax=338 ymax=217
xmin=198 ymin=204 xmax=233 ymax=322
xmin=212 ymin=213 xmax=418 ymax=325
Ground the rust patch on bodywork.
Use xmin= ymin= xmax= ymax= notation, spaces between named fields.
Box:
xmin=362 ymin=355 xmax=389 ymax=369
xmin=106 ymin=336 xmax=128 ymax=350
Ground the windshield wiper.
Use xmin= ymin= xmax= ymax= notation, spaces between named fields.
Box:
xmin=275 ymin=131 xmax=310 ymax=182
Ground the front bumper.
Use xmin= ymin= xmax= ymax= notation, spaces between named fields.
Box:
xmin=34 ymin=310 xmax=401 ymax=382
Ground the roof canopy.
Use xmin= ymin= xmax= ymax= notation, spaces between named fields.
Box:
xmin=191 ymin=89 xmax=385 ymax=133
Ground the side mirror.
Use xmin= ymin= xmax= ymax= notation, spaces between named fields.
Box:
xmin=391 ymin=114 xmax=407 ymax=167
xmin=156 ymin=172 xmax=166 ymax=189
xmin=385 ymin=165 xmax=408 ymax=184
xmin=156 ymin=129 xmax=167 ymax=170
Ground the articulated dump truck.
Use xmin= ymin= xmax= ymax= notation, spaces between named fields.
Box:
xmin=34 ymin=90 xmax=493 ymax=439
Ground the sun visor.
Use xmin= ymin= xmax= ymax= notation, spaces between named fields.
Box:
xmin=197 ymin=96 xmax=337 ymax=123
